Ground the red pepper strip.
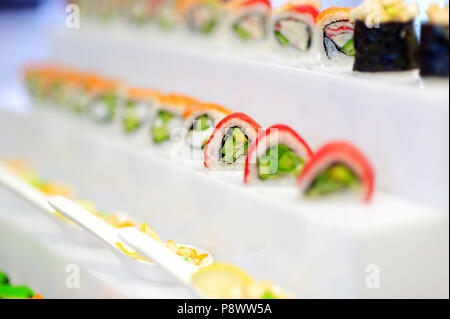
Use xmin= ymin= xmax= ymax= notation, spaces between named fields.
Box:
xmin=290 ymin=5 xmax=319 ymax=21
xmin=297 ymin=141 xmax=375 ymax=202
xmin=241 ymin=0 xmax=271 ymax=9
xmin=204 ymin=112 xmax=262 ymax=168
xmin=244 ymin=124 xmax=314 ymax=183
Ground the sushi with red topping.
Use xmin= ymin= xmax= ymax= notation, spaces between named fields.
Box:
xmin=225 ymin=0 xmax=271 ymax=41
xmin=204 ymin=112 xmax=262 ymax=168
xmin=271 ymin=0 xmax=321 ymax=56
xmin=244 ymin=124 xmax=313 ymax=183
xmin=297 ymin=141 xmax=374 ymax=202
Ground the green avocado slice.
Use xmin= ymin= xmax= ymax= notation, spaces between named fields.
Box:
xmin=306 ymin=163 xmax=360 ymax=197
xmin=257 ymin=144 xmax=304 ymax=180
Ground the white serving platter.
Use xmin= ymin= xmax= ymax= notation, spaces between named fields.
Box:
xmin=0 ymin=107 xmax=448 ymax=298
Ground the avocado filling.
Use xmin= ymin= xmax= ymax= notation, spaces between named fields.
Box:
xmin=151 ymin=110 xmax=174 ymax=143
xmin=306 ymin=163 xmax=360 ymax=197
xmin=123 ymin=100 xmax=149 ymax=133
xmin=188 ymin=114 xmax=214 ymax=149
xmin=257 ymin=144 xmax=305 ymax=180
xmin=274 ymin=18 xmax=312 ymax=51
xmin=192 ymin=114 xmax=213 ymax=132
xmin=71 ymin=88 xmax=89 ymax=114
xmin=341 ymin=38 xmax=355 ymax=56
xmin=221 ymin=127 xmax=249 ymax=164
xmin=187 ymin=4 xmax=218 ymax=34
xmin=50 ymin=81 xmax=65 ymax=105
xmin=232 ymin=13 xmax=267 ymax=40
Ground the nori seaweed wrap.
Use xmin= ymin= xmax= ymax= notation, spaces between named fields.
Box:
xmin=419 ymin=23 xmax=449 ymax=77
xmin=353 ymin=20 xmax=419 ymax=72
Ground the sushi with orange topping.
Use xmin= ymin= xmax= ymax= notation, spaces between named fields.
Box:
xmin=182 ymin=101 xmax=232 ymax=149
xmin=176 ymin=0 xmax=223 ymax=35
xmin=122 ymin=87 xmax=161 ymax=134
xmin=316 ymin=7 xmax=355 ymax=65
xmin=271 ymin=0 xmax=321 ymax=56
xmin=85 ymin=77 xmax=124 ymax=123
xmin=151 ymin=94 xmax=197 ymax=144
xmin=225 ymin=0 xmax=271 ymax=41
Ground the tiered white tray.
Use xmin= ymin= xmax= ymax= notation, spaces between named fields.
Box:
xmin=0 ymin=22 xmax=448 ymax=298
xmin=0 ymin=107 xmax=448 ymax=298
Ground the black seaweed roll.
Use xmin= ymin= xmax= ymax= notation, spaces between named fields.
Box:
xmin=419 ymin=4 xmax=449 ymax=77
xmin=353 ymin=20 xmax=419 ymax=72
xmin=350 ymin=0 xmax=420 ymax=72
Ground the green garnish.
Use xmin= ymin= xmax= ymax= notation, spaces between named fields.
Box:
xmin=233 ymin=24 xmax=251 ymax=40
xmin=151 ymin=110 xmax=174 ymax=143
xmin=261 ymin=290 xmax=278 ymax=299
xmin=306 ymin=164 xmax=360 ymax=197
xmin=221 ymin=127 xmax=248 ymax=164
xmin=342 ymin=38 xmax=355 ymax=56
xmin=275 ymin=30 xmax=290 ymax=46
xmin=0 ymin=271 xmax=9 ymax=285
xmin=0 ymin=285 xmax=34 ymax=299
xmin=257 ymin=144 xmax=304 ymax=180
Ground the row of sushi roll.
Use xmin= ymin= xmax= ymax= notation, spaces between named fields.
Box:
xmin=23 ymin=63 xmax=375 ymax=202
xmin=0 ymin=158 xmax=289 ymax=298
xmin=69 ymin=0 xmax=449 ymax=76
xmin=0 ymin=270 xmax=43 ymax=299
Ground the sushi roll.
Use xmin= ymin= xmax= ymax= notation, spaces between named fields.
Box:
xmin=122 ymin=0 xmax=156 ymax=24
xmin=271 ymin=0 xmax=321 ymax=57
xmin=419 ymin=4 xmax=449 ymax=77
xmin=66 ymin=73 xmax=102 ymax=115
xmin=182 ymin=102 xmax=233 ymax=149
xmin=86 ymin=77 xmax=124 ymax=124
xmin=122 ymin=87 xmax=161 ymax=134
xmin=93 ymin=0 xmax=122 ymax=21
xmin=23 ymin=63 xmax=48 ymax=102
xmin=151 ymin=94 xmax=197 ymax=144
xmin=350 ymin=0 xmax=419 ymax=72
xmin=315 ymin=7 xmax=355 ymax=65
xmin=298 ymin=141 xmax=374 ymax=202
xmin=203 ymin=112 xmax=262 ymax=168
xmin=244 ymin=124 xmax=313 ymax=183
xmin=225 ymin=0 xmax=271 ymax=42
xmin=176 ymin=0 xmax=223 ymax=35
xmin=154 ymin=0 xmax=179 ymax=29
